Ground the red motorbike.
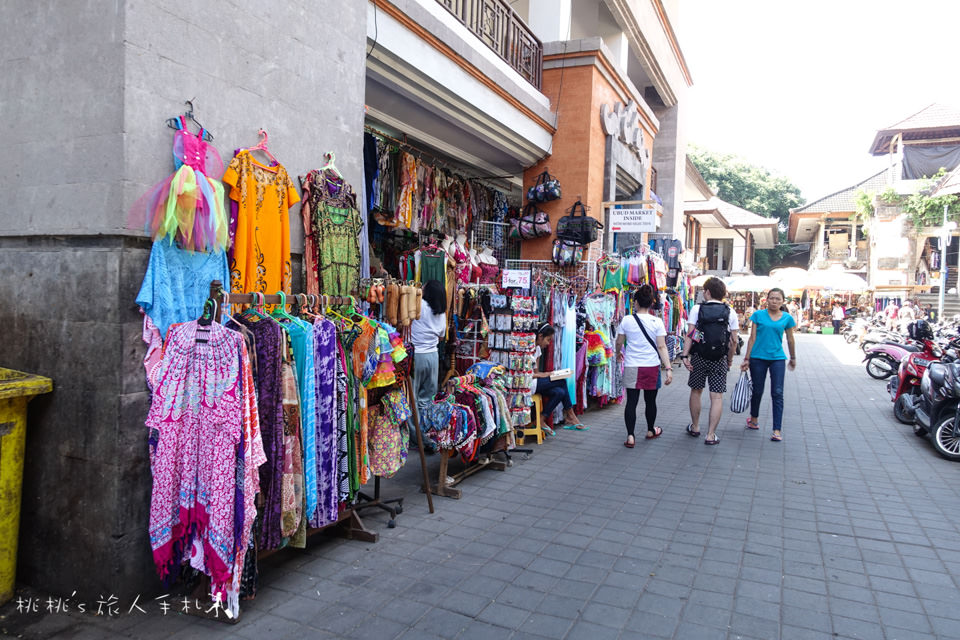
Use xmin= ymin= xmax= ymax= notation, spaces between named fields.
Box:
xmin=888 ymin=321 xmax=957 ymax=423
xmin=888 ymin=340 xmax=938 ymax=423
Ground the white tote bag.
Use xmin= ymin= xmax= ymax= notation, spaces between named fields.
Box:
xmin=730 ymin=371 xmax=751 ymax=413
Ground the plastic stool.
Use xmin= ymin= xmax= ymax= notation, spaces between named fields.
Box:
xmin=518 ymin=394 xmax=545 ymax=445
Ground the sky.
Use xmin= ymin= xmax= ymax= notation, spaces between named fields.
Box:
xmin=676 ymin=0 xmax=960 ymax=203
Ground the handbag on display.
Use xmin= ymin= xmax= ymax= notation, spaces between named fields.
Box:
xmin=552 ymin=239 xmax=583 ymax=267
xmin=556 ymin=199 xmax=602 ymax=246
xmin=508 ymin=203 xmax=552 ymax=240
xmin=526 ymin=170 xmax=562 ymax=203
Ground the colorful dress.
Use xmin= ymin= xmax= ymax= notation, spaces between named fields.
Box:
xmin=223 ymin=150 xmax=299 ymax=297
xmin=145 ymin=321 xmax=265 ymax=616
xmin=302 ymin=169 xmax=363 ymax=298
xmin=313 ymin=318 xmax=339 ymax=527
xmin=131 ymin=116 xmax=229 ymax=253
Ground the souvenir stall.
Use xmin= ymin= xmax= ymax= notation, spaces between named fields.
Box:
xmin=131 ymin=112 xmax=451 ymax=619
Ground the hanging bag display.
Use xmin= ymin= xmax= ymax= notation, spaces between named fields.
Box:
xmin=556 ymin=199 xmax=602 ymax=246
xmin=526 ymin=169 xmax=562 ymax=203
xmin=730 ymin=370 xmax=751 ymax=413
xmin=552 ymin=239 xmax=584 ymax=267
xmin=508 ymin=203 xmax=552 ymax=240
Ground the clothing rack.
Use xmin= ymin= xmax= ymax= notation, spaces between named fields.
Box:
xmin=429 ymin=374 xmax=509 ymax=499
xmin=207 ymin=280 xmax=435 ymax=531
xmin=365 ymin=124 xmax=517 ymax=189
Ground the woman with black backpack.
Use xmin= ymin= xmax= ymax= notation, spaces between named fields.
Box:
xmin=615 ymin=285 xmax=673 ymax=448
xmin=680 ymin=277 xmax=740 ymax=445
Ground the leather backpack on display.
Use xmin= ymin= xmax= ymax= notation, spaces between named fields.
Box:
xmin=556 ymin=199 xmax=602 ymax=246
xmin=526 ymin=169 xmax=562 ymax=203
xmin=508 ymin=202 xmax=552 ymax=240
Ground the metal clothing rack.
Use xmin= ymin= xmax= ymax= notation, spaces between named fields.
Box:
xmin=207 ymin=280 xmax=435 ymax=533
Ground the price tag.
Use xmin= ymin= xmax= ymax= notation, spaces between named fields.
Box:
xmin=502 ymin=269 xmax=531 ymax=289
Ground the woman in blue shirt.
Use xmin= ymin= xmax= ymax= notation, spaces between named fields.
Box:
xmin=741 ymin=288 xmax=797 ymax=441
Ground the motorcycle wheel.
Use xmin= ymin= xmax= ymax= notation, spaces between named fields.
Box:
xmin=932 ymin=416 xmax=960 ymax=461
xmin=866 ymin=356 xmax=896 ymax=380
xmin=893 ymin=395 xmax=913 ymax=424
xmin=845 ymin=333 xmax=857 ymax=344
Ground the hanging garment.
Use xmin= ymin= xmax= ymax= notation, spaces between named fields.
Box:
xmin=234 ymin=314 xmax=286 ymax=551
xmin=302 ymin=169 xmax=363 ymax=298
xmin=278 ymin=338 xmax=304 ymax=540
xmin=223 ymin=150 xmax=299 ymax=296
xmin=131 ymin=116 xmax=229 ymax=253
xmin=563 ymin=294 xmax=577 ymax=405
xmin=312 ymin=318 xmax=339 ymax=527
xmin=145 ymin=322 xmax=265 ymax=616
xmin=136 ymin=240 xmax=230 ymax=339
xmin=279 ymin=318 xmax=317 ymax=525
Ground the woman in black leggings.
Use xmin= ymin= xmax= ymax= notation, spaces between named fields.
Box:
xmin=615 ymin=285 xmax=673 ymax=447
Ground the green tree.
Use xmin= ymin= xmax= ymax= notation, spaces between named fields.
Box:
xmin=688 ymin=146 xmax=805 ymax=274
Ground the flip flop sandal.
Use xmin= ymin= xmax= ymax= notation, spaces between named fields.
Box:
xmin=705 ymin=435 xmax=720 ymax=445
xmin=770 ymin=433 xmax=783 ymax=441
xmin=646 ymin=426 xmax=663 ymax=439
xmin=624 ymin=439 xmax=635 ymax=448
xmin=575 ymin=424 xmax=589 ymax=431
xmin=543 ymin=425 xmax=556 ymax=437
xmin=746 ymin=419 xmax=759 ymax=430
xmin=686 ymin=423 xmax=701 ymax=437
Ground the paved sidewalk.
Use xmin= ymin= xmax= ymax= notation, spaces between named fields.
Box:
xmin=2 ymin=334 xmax=959 ymax=639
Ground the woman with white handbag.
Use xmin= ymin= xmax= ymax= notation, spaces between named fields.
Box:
xmin=740 ymin=288 xmax=797 ymax=442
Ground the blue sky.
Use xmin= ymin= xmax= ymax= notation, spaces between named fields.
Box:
xmin=677 ymin=0 xmax=960 ymax=203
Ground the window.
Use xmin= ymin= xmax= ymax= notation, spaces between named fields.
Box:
xmin=706 ymin=238 xmax=734 ymax=271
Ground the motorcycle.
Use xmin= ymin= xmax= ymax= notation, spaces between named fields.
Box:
xmin=909 ymin=362 xmax=960 ymax=461
xmin=887 ymin=339 xmax=942 ymax=424
xmin=863 ymin=341 xmax=920 ymax=380
xmin=861 ymin=327 xmax=907 ymax=352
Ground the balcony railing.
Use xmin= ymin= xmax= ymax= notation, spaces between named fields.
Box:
xmin=436 ymin=0 xmax=543 ymax=90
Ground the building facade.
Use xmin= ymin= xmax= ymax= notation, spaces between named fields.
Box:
xmin=0 ymin=0 xmax=693 ymax=599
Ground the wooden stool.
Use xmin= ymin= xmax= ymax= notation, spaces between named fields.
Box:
xmin=517 ymin=394 xmax=545 ymax=445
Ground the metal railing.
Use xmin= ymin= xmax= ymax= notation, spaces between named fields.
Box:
xmin=436 ymin=0 xmax=543 ymax=89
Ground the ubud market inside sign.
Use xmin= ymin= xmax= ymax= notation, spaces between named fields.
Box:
xmin=610 ymin=207 xmax=658 ymax=233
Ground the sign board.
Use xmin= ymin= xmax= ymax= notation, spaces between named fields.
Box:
xmin=501 ymin=269 xmax=531 ymax=289
xmin=877 ymin=257 xmax=901 ymax=270
xmin=610 ymin=207 xmax=658 ymax=233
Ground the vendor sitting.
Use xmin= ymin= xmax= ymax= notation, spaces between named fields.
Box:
xmin=533 ymin=323 xmax=585 ymax=433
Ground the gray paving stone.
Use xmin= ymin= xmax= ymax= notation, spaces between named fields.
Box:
xmin=563 ymin=620 xmax=620 ymax=640
xmin=516 ymin=612 xmax=573 ymax=638
xmin=623 ymin=610 xmax=678 ymax=638
xmin=831 ymin=614 xmax=884 ymax=639
xmin=439 ymin=590 xmax=494 ymax=618
xmin=673 ymin=620 xmax=727 ymax=640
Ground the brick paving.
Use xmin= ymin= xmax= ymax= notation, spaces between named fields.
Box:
xmin=3 ymin=334 xmax=960 ymax=639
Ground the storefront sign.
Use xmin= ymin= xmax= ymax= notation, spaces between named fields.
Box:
xmin=610 ymin=208 xmax=658 ymax=233
xmin=501 ymin=269 xmax=531 ymax=289
xmin=600 ymin=100 xmax=650 ymax=171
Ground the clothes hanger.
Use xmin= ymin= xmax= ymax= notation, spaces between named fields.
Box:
xmin=165 ymin=100 xmax=214 ymax=141
xmin=219 ymin=292 xmax=245 ymax=327
xmin=242 ymin=129 xmax=279 ymax=170
xmin=270 ymin=291 xmax=300 ymax=323
xmin=241 ymin=292 xmax=270 ymax=320
xmin=320 ymin=151 xmax=343 ymax=179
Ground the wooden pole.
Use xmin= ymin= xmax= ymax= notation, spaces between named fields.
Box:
xmin=405 ymin=376 xmax=434 ymax=513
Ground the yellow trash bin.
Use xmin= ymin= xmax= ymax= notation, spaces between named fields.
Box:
xmin=0 ymin=368 xmax=52 ymax=605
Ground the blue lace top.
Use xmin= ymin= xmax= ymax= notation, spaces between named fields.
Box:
xmin=136 ymin=241 xmax=230 ymax=338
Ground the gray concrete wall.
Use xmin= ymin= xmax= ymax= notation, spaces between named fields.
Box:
xmin=0 ymin=0 xmax=366 ymax=600
xmin=652 ymin=98 xmax=687 ymax=240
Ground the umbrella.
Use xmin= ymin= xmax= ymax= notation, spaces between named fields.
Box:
xmin=690 ymin=274 xmax=712 ymax=287
xmin=808 ymin=266 xmax=869 ymax=292
xmin=770 ymin=267 xmax=817 ymax=293
xmin=726 ymin=274 xmax=779 ymax=292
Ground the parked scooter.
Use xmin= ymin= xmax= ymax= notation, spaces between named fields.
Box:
xmin=861 ymin=326 xmax=908 ymax=352
xmin=909 ymin=361 xmax=960 ymax=461
xmin=864 ymin=340 xmax=921 ymax=380
xmin=887 ymin=321 xmax=940 ymax=423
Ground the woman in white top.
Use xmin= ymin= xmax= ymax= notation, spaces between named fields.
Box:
xmin=410 ymin=279 xmax=447 ymax=452
xmin=615 ymin=284 xmax=673 ymax=448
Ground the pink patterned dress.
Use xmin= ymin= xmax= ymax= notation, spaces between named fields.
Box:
xmin=146 ymin=321 xmax=265 ymax=616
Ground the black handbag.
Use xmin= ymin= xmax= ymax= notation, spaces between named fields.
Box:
xmin=526 ymin=170 xmax=562 ymax=203
xmin=556 ymin=199 xmax=602 ymax=246
xmin=509 ymin=203 xmax=552 ymax=240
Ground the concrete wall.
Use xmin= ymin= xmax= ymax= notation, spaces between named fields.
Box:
xmin=0 ymin=0 xmax=366 ymax=600
xmin=695 ymin=227 xmax=749 ymax=274
xmin=652 ymin=98 xmax=687 ymax=239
